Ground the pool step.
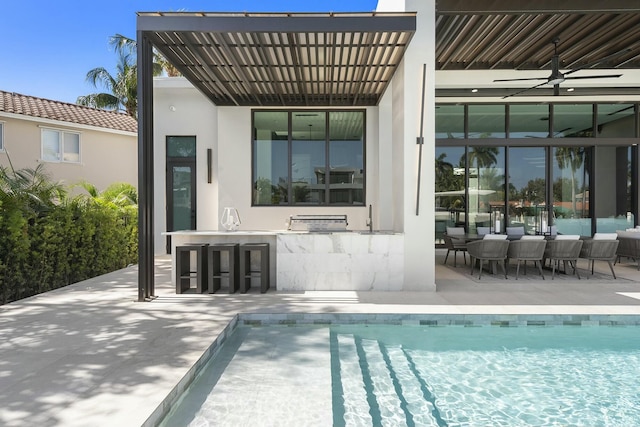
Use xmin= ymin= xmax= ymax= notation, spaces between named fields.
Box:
xmin=333 ymin=333 xmax=444 ymax=427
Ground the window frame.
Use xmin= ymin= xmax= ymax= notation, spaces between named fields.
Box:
xmin=40 ymin=127 xmax=81 ymax=163
xmin=251 ymin=109 xmax=366 ymax=207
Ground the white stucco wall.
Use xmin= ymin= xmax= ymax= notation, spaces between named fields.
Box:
xmin=379 ymin=0 xmax=437 ymax=290
xmin=153 ymin=78 xmax=218 ymax=254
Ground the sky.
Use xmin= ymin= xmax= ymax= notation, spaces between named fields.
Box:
xmin=2 ymin=0 xmax=378 ymax=104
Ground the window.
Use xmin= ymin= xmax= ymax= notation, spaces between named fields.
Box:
xmin=252 ymin=110 xmax=365 ymax=206
xmin=42 ymin=128 xmax=80 ymax=162
xmin=0 ymin=122 xmax=4 ymax=151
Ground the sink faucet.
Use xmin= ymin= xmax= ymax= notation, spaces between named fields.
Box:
xmin=366 ymin=204 xmax=373 ymax=232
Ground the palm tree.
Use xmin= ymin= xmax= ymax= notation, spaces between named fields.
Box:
xmin=76 ymin=49 xmax=138 ymax=118
xmin=76 ymin=34 xmax=173 ymax=118
xmin=466 ymin=146 xmax=499 ymax=169
xmin=109 ymin=34 xmax=179 ymax=76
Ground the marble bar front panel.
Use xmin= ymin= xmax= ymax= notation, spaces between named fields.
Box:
xmin=276 ymin=232 xmax=404 ymax=291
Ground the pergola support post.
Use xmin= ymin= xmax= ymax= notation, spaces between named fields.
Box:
xmin=137 ymin=30 xmax=155 ymax=301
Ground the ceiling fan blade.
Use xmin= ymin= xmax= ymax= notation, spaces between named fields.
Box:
xmin=563 ymin=74 xmax=622 ymax=80
xmin=564 ymin=49 xmax=632 ymax=76
xmin=493 ymin=77 xmax=548 ymax=82
xmin=502 ymin=81 xmax=549 ymax=99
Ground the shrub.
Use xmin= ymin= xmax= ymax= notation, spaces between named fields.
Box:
xmin=0 ymin=166 xmax=137 ymax=304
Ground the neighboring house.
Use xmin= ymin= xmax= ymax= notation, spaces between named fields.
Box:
xmin=0 ymin=90 xmax=138 ymax=191
xmin=134 ymin=1 xmax=640 ymax=298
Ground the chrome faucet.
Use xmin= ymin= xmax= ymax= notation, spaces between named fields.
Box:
xmin=366 ymin=204 xmax=373 ymax=232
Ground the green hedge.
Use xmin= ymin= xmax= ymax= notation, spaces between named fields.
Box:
xmin=0 ymin=166 xmax=137 ymax=304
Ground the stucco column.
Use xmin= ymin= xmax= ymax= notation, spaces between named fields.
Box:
xmin=383 ymin=0 xmax=436 ymax=290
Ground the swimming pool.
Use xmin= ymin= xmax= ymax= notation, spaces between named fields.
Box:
xmin=156 ymin=315 xmax=640 ymax=427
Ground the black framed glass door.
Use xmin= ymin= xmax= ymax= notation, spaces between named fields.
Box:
xmin=166 ymin=136 xmax=197 ymax=253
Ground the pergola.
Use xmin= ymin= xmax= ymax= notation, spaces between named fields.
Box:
xmin=136 ymin=12 xmax=417 ymax=300
xmin=136 ymin=1 xmax=640 ymax=300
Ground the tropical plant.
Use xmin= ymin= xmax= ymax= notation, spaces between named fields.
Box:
xmin=76 ymin=33 xmax=175 ymax=118
xmin=0 ymin=163 xmax=66 ymax=213
xmin=76 ymin=49 xmax=139 ymax=118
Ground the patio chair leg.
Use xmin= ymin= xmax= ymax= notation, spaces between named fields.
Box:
xmin=478 ymin=260 xmax=484 ymax=280
xmin=608 ymin=261 xmax=617 ymax=279
xmin=515 ymin=260 xmax=521 ymax=280
xmin=536 ymin=261 xmax=545 ymax=280
xmin=502 ymin=260 xmax=508 ymax=279
xmin=463 ymin=252 xmax=467 ymax=265
xmin=551 ymin=260 xmax=557 ymax=280
xmin=444 ymin=250 xmax=450 ymax=265
xmin=453 ymin=251 xmax=457 ymax=267
xmin=573 ymin=261 xmax=580 ymax=279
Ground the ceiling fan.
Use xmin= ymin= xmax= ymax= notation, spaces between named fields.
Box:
xmin=495 ymin=38 xmax=623 ymax=98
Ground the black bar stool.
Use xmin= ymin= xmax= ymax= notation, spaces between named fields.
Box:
xmin=239 ymin=243 xmax=270 ymax=293
xmin=208 ymin=243 xmax=239 ymax=293
xmin=175 ymin=243 xmax=209 ymax=293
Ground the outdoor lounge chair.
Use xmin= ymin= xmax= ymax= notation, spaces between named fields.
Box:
xmin=579 ymin=239 xmax=619 ymax=279
xmin=467 ymin=239 xmax=510 ymax=279
xmin=543 ymin=239 xmax=584 ymax=279
xmin=507 ymin=239 xmax=547 ymax=280
xmin=443 ymin=227 xmax=467 ymax=267
xmin=615 ymin=231 xmax=640 ymax=270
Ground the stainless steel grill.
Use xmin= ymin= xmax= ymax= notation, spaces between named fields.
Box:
xmin=287 ymin=214 xmax=348 ymax=232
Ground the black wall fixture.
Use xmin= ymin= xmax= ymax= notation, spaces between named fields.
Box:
xmin=207 ymin=148 xmax=212 ymax=183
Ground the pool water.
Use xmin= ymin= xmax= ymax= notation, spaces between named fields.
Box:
xmin=159 ymin=323 xmax=640 ymax=427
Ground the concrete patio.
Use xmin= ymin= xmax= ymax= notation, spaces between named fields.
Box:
xmin=1 ymin=251 xmax=640 ymax=427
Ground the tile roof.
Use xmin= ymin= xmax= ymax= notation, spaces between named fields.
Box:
xmin=0 ymin=90 xmax=138 ymax=134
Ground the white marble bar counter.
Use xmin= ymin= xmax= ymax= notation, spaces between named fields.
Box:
xmin=164 ymin=230 xmax=404 ymax=291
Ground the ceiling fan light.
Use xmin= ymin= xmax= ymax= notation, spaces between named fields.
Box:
xmin=547 ymin=77 xmax=565 ymax=86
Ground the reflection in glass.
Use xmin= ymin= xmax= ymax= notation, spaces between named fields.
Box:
xmin=595 ymin=146 xmax=634 ymax=232
xmin=329 ymin=112 xmax=364 ymax=204
xmin=508 ymin=147 xmax=546 ymax=234
xmin=253 ymin=111 xmax=288 ymax=205
xmin=552 ymin=146 xmax=591 ymax=235
xmin=509 ymin=104 xmax=549 ymax=138
xmin=63 ymin=133 xmax=80 ymax=162
xmin=167 ymin=136 xmax=196 ymax=157
xmin=172 ymin=166 xmax=193 ymax=231
xmin=435 ymin=146 xmax=465 ymax=243
xmin=435 ymin=104 xmax=464 ymax=139
xmin=292 ymin=112 xmax=326 ymax=204
xmin=467 ymin=146 xmax=505 ymax=233
xmin=42 ymin=129 xmax=60 ymax=161
xmin=597 ymin=104 xmax=635 ymax=138
xmin=468 ymin=104 xmax=505 ymax=138
xmin=553 ymin=104 xmax=593 ymax=138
